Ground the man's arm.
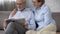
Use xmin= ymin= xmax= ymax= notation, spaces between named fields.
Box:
xmin=9 ymin=9 xmax=16 ymax=19
xmin=3 ymin=9 xmax=16 ymax=29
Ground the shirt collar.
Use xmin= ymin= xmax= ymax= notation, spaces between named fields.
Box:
xmin=18 ymin=8 xmax=25 ymax=12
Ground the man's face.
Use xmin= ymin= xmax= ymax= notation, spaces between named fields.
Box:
xmin=32 ymin=0 xmax=42 ymax=8
xmin=16 ymin=0 xmax=25 ymax=9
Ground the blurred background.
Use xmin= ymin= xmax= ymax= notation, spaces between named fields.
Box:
xmin=0 ymin=0 xmax=60 ymax=34
xmin=0 ymin=0 xmax=60 ymax=12
xmin=0 ymin=0 xmax=16 ymax=11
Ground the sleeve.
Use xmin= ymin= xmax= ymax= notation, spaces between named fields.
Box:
xmin=8 ymin=12 xmax=13 ymax=19
xmin=28 ymin=11 xmax=36 ymax=30
xmin=36 ymin=6 xmax=53 ymax=31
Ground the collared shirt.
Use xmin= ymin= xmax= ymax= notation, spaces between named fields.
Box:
xmin=8 ymin=8 xmax=36 ymax=30
xmin=31 ymin=4 xmax=56 ymax=31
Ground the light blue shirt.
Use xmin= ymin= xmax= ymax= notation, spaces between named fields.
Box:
xmin=8 ymin=8 xmax=36 ymax=30
xmin=31 ymin=4 xmax=56 ymax=31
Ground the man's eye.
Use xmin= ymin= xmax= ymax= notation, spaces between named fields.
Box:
xmin=17 ymin=3 xmax=22 ymax=5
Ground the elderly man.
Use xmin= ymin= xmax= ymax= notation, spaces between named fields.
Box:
xmin=3 ymin=0 xmax=36 ymax=34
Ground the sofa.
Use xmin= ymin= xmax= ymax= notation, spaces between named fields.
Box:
xmin=0 ymin=11 xmax=60 ymax=34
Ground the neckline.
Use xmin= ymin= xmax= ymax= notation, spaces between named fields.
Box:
xmin=18 ymin=8 xmax=25 ymax=12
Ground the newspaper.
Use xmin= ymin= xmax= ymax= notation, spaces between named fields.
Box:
xmin=6 ymin=18 xmax=26 ymax=25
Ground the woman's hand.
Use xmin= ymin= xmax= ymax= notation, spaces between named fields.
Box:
xmin=23 ymin=23 xmax=28 ymax=29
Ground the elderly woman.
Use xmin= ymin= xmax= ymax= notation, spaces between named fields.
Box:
xmin=26 ymin=0 xmax=56 ymax=34
xmin=3 ymin=0 xmax=36 ymax=34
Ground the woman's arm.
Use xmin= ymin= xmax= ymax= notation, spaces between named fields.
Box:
xmin=28 ymin=11 xmax=36 ymax=30
xmin=36 ymin=6 xmax=53 ymax=31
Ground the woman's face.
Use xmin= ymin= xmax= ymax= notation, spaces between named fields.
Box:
xmin=32 ymin=0 xmax=42 ymax=8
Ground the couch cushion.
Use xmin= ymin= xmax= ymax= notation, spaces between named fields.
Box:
xmin=52 ymin=13 xmax=60 ymax=32
xmin=0 ymin=11 xmax=11 ymax=29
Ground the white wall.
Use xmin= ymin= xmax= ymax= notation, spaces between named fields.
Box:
xmin=26 ymin=0 xmax=33 ymax=8
xmin=26 ymin=0 xmax=60 ymax=12
xmin=45 ymin=0 xmax=60 ymax=12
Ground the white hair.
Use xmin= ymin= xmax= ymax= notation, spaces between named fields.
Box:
xmin=16 ymin=0 xmax=26 ymax=2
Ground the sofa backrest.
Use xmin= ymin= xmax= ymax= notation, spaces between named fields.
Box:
xmin=52 ymin=13 xmax=60 ymax=32
xmin=0 ymin=11 xmax=60 ymax=32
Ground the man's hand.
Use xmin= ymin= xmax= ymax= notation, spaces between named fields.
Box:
xmin=3 ymin=19 xmax=8 ymax=28
xmin=3 ymin=19 xmax=12 ymax=28
xmin=23 ymin=23 xmax=28 ymax=29
xmin=4 ymin=19 xmax=11 ymax=23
